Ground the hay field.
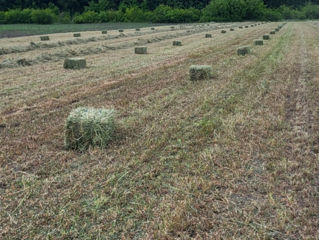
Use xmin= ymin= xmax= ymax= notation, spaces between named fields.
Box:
xmin=1 ymin=22 xmax=318 ymax=239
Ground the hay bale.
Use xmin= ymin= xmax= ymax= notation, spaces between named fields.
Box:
xmin=136 ymin=28 xmax=140 ymax=31
xmin=101 ymin=31 xmax=108 ymax=34
xmin=135 ymin=47 xmax=147 ymax=54
xmin=239 ymin=26 xmax=243 ymax=29
xmin=254 ymin=39 xmax=264 ymax=46
xmin=64 ymin=58 xmax=86 ymax=69
xmin=151 ymin=27 xmax=155 ymax=30
xmin=40 ymin=36 xmax=50 ymax=41
xmin=263 ymin=34 xmax=270 ymax=40
xmin=119 ymin=29 xmax=124 ymax=32
xmin=270 ymin=31 xmax=276 ymax=35
xmin=205 ymin=34 xmax=212 ymax=38
xmin=245 ymin=26 xmax=249 ymax=28
xmin=170 ymin=26 xmax=175 ymax=30
xmin=221 ymin=30 xmax=227 ymax=33
xmin=173 ymin=41 xmax=182 ymax=46
xmin=64 ymin=107 xmax=115 ymax=150
xmin=189 ymin=65 xmax=213 ymax=81
xmin=237 ymin=46 xmax=251 ymax=56
xmin=230 ymin=28 xmax=235 ymax=31
xmin=73 ymin=33 xmax=81 ymax=37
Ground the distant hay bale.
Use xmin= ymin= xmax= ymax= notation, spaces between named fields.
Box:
xmin=73 ymin=33 xmax=81 ymax=37
xmin=40 ymin=36 xmax=50 ymax=41
xmin=151 ymin=27 xmax=155 ymax=30
xmin=170 ymin=26 xmax=175 ymax=30
xmin=101 ymin=31 xmax=108 ymax=34
xmin=239 ymin=26 xmax=243 ymax=29
xmin=136 ymin=28 xmax=140 ymax=31
xmin=189 ymin=65 xmax=213 ymax=81
xmin=173 ymin=41 xmax=182 ymax=46
xmin=221 ymin=30 xmax=227 ymax=33
xmin=237 ymin=46 xmax=251 ymax=56
xmin=64 ymin=58 xmax=86 ymax=69
xmin=230 ymin=28 xmax=235 ymax=31
xmin=245 ymin=26 xmax=249 ymax=28
xmin=254 ymin=39 xmax=264 ymax=46
xmin=251 ymin=25 xmax=254 ymax=27
xmin=119 ymin=29 xmax=124 ymax=32
xmin=205 ymin=34 xmax=212 ymax=38
xmin=270 ymin=31 xmax=276 ymax=35
xmin=135 ymin=47 xmax=147 ymax=54
xmin=263 ymin=34 xmax=270 ymax=40
xmin=64 ymin=107 xmax=115 ymax=151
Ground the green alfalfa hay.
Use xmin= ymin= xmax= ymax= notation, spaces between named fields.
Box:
xmin=73 ymin=33 xmax=81 ymax=37
xmin=119 ymin=29 xmax=124 ymax=32
xmin=237 ymin=46 xmax=251 ymax=56
xmin=254 ymin=39 xmax=264 ymax=46
xmin=135 ymin=47 xmax=147 ymax=54
xmin=101 ymin=31 xmax=108 ymax=34
xmin=151 ymin=27 xmax=155 ymax=30
xmin=263 ymin=34 xmax=270 ymax=40
xmin=189 ymin=65 xmax=214 ymax=81
xmin=205 ymin=34 xmax=212 ymax=38
xmin=64 ymin=107 xmax=116 ymax=151
xmin=136 ymin=28 xmax=140 ymax=31
xmin=173 ymin=41 xmax=182 ymax=46
xmin=221 ymin=30 xmax=227 ymax=33
xmin=270 ymin=31 xmax=276 ymax=35
xmin=40 ymin=36 xmax=50 ymax=41
xmin=230 ymin=28 xmax=235 ymax=31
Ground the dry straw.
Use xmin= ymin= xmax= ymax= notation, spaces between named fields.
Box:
xmin=237 ymin=46 xmax=251 ymax=56
xmin=189 ymin=65 xmax=213 ymax=81
xmin=64 ymin=58 xmax=86 ymax=69
xmin=135 ymin=47 xmax=147 ymax=54
xmin=64 ymin=107 xmax=116 ymax=151
xmin=40 ymin=36 xmax=50 ymax=41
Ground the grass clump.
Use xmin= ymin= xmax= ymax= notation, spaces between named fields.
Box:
xmin=40 ymin=36 xmax=49 ymax=41
xmin=64 ymin=58 xmax=86 ymax=69
xmin=189 ymin=65 xmax=213 ymax=81
xmin=237 ymin=46 xmax=251 ymax=56
xmin=64 ymin=107 xmax=116 ymax=151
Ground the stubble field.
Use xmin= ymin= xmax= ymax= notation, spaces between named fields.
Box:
xmin=0 ymin=21 xmax=318 ymax=239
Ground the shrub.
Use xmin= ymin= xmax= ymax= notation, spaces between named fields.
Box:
xmin=5 ymin=9 xmax=32 ymax=23
xmin=153 ymin=5 xmax=172 ymax=23
xmin=167 ymin=8 xmax=200 ymax=23
xmin=98 ymin=10 xmax=125 ymax=22
xmin=302 ymin=3 xmax=319 ymax=19
xmin=0 ymin=11 xmax=5 ymax=24
xmin=124 ymin=6 xmax=149 ymax=22
xmin=261 ymin=8 xmax=283 ymax=21
xmin=31 ymin=9 xmax=55 ymax=24
xmin=73 ymin=10 xmax=99 ymax=23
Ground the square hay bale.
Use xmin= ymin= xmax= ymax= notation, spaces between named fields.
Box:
xmin=189 ymin=65 xmax=213 ymax=81
xmin=245 ymin=26 xmax=249 ymax=28
xmin=173 ymin=41 xmax=182 ymax=46
xmin=239 ymin=26 xmax=243 ymax=29
xmin=254 ymin=39 xmax=264 ymax=46
xmin=205 ymin=34 xmax=212 ymax=38
xmin=263 ymin=34 xmax=270 ymax=40
xmin=270 ymin=31 xmax=276 ymax=35
xmin=64 ymin=58 xmax=86 ymax=69
xmin=136 ymin=28 xmax=140 ymax=31
xmin=170 ymin=26 xmax=175 ymax=30
xmin=135 ymin=47 xmax=147 ymax=54
xmin=119 ymin=29 xmax=124 ymax=32
xmin=40 ymin=36 xmax=50 ymax=41
xmin=230 ymin=28 xmax=235 ymax=31
xmin=64 ymin=107 xmax=115 ymax=151
xmin=237 ymin=46 xmax=251 ymax=56
xmin=221 ymin=30 xmax=227 ymax=33
xmin=151 ymin=27 xmax=155 ymax=30
xmin=101 ymin=31 xmax=108 ymax=34
xmin=73 ymin=33 xmax=81 ymax=37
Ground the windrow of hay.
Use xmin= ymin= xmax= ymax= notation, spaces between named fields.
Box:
xmin=64 ymin=107 xmax=116 ymax=151
xmin=189 ymin=65 xmax=214 ymax=81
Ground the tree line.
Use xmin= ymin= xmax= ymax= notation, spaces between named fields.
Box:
xmin=0 ymin=0 xmax=319 ymax=24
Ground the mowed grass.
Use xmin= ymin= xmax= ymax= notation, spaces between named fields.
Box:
xmin=0 ymin=23 xmax=164 ymax=38
xmin=0 ymin=22 xmax=318 ymax=239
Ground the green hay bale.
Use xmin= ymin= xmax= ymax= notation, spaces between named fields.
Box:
xmin=136 ymin=28 xmax=140 ymax=31
xmin=101 ymin=31 xmax=108 ymax=34
xmin=230 ymin=28 xmax=235 ymax=31
xmin=254 ymin=39 xmax=264 ymax=46
xmin=73 ymin=33 xmax=81 ymax=37
xmin=245 ymin=26 xmax=249 ymax=28
xmin=40 ymin=36 xmax=50 ymax=41
xmin=64 ymin=107 xmax=115 ymax=151
xmin=251 ymin=25 xmax=254 ymax=27
xmin=237 ymin=46 xmax=251 ymax=56
xmin=170 ymin=26 xmax=175 ymax=30
xmin=189 ymin=65 xmax=213 ymax=81
xmin=263 ymin=34 xmax=270 ymax=40
xmin=270 ymin=31 xmax=276 ymax=35
xmin=119 ymin=29 xmax=124 ymax=32
xmin=239 ymin=26 xmax=243 ymax=29
xmin=64 ymin=58 xmax=86 ymax=69
xmin=205 ymin=34 xmax=212 ymax=38
xmin=151 ymin=27 xmax=155 ymax=30
xmin=221 ymin=30 xmax=227 ymax=33
xmin=173 ymin=41 xmax=182 ymax=46
xmin=135 ymin=47 xmax=147 ymax=54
